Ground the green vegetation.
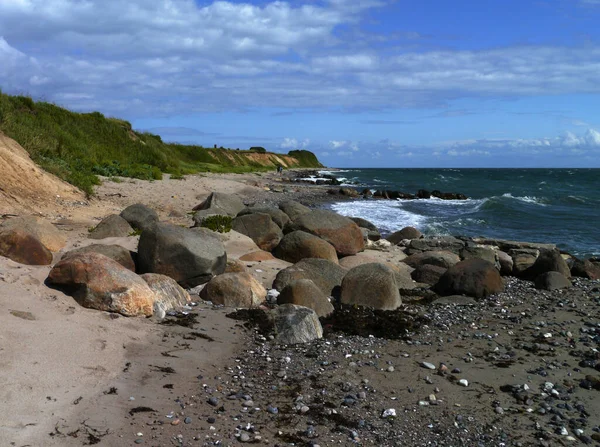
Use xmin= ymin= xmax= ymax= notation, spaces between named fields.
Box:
xmin=200 ymin=215 xmax=232 ymax=233
xmin=288 ymin=150 xmax=324 ymax=167
xmin=249 ymin=146 xmax=266 ymax=153
xmin=0 ymin=91 xmax=323 ymax=196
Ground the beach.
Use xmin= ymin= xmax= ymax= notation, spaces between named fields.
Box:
xmin=1 ymin=170 xmax=599 ymax=447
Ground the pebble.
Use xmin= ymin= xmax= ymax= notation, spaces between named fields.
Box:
xmin=421 ymin=362 xmax=436 ymax=370
xmin=208 ymin=397 xmax=219 ymax=406
xmin=300 ymin=405 xmax=310 ymax=414
xmin=267 ymin=405 xmax=278 ymax=414
xmin=382 ymin=408 xmax=396 ymax=418
xmin=495 ymin=407 xmax=504 ymax=414
xmin=458 ymin=379 xmax=469 ymax=387
xmin=239 ymin=433 xmax=251 ymax=442
xmin=184 ymin=417 xmax=192 ymax=424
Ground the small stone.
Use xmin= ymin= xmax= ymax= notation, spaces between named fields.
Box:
xmin=171 ymin=419 xmax=180 ymax=426
xmin=421 ymin=362 xmax=436 ymax=370
xmin=267 ymin=405 xmax=278 ymax=414
xmin=495 ymin=407 xmax=504 ymax=415
xmin=239 ymin=433 xmax=251 ymax=442
xmin=300 ymin=405 xmax=310 ymax=414
xmin=458 ymin=379 xmax=469 ymax=387
xmin=184 ymin=417 xmax=192 ymax=424
xmin=387 ymin=366 xmax=395 ymax=372
xmin=207 ymin=417 xmax=216 ymax=423
xmin=208 ymin=397 xmax=219 ymax=406
xmin=135 ymin=439 xmax=144 ymax=444
xmin=242 ymin=400 xmax=254 ymax=407
xmin=382 ymin=408 xmax=396 ymax=418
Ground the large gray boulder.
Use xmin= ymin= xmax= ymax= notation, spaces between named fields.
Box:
xmin=521 ymin=249 xmax=571 ymax=280
xmin=508 ymin=248 xmax=539 ymax=275
xmin=387 ymin=226 xmax=423 ymax=245
xmin=272 ymin=304 xmax=323 ymax=344
xmin=193 ymin=192 xmax=245 ymax=216
xmin=278 ymin=200 xmax=311 ymax=222
xmin=404 ymin=250 xmax=460 ymax=269
xmin=534 ymin=271 xmax=571 ymax=291
xmin=47 ymin=252 xmax=155 ymax=317
xmin=273 ymin=258 xmax=347 ymax=296
xmin=287 ymin=210 xmax=365 ymax=257
xmin=120 ymin=204 xmax=159 ymax=232
xmin=89 ymin=214 xmax=133 ymax=239
xmin=278 ymin=279 xmax=334 ymax=317
xmin=411 ymin=264 xmax=447 ymax=285
xmin=200 ymin=272 xmax=266 ymax=308
xmin=137 ymin=223 xmax=227 ymax=288
xmin=62 ymin=244 xmax=136 ymax=272
xmin=237 ymin=207 xmax=290 ymax=229
xmin=497 ymin=250 xmax=514 ymax=276
xmin=232 ymin=213 xmax=283 ymax=251
xmin=571 ymin=258 xmax=600 ymax=280
xmin=350 ymin=217 xmax=381 ymax=241
xmin=435 ymin=259 xmax=504 ymax=299
xmin=340 ymin=263 xmax=402 ymax=310
xmin=273 ymin=230 xmax=338 ymax=264
xmin=141 ymin=273 xmax=191 ymax=317
xmin=460 ymin=246 xmax=499 ymax=269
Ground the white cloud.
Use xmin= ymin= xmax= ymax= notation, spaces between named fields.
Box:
xmin=330 ymin=140 xmax=348 ymax=149
xmin=280 ymin=137 xmax=310 ymax=149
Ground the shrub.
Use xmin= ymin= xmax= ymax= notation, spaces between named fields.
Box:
xmin=200 ymin=215 xmax=232 ymax=233
xmin=250 ymin=146 xmax=266 ymax=153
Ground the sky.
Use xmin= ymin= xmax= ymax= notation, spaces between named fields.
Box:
xmin=1 ymin=0 xmax=600 ymax=167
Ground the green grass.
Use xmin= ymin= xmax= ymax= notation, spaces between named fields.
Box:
xmin=0 ymin=90 xmax=323 ymax=196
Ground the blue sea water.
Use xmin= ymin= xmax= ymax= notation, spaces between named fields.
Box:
xmin=319 ymin=168 xmax=600 ymax=259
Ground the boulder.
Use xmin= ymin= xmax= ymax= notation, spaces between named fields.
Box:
xmin=200 ymin=272 xmax=266 ymax=308
xmin=89 ymin=214 xmax=133 ymax=239
xmin=0 ymin=228 xmax=53 ymax=265
xmin=0 ymin=216 xmax=65 ymax=251
xmin=140 ymin=273 xmax=191 ymax=317
xmin=434 ymin=259 xmax=504 ymax=299
xmin=387 ymin=227 xmax=422 ymax=245
xmin=497 ymin=250 xmax=514 ymax=276
xmin=225 ymin=259 xmax=247 ymax=273
xmin=339 ymin=187 xmax=360 ymax=197
xmin=232 ymin=213 xmax=283 ymax=251
xmin=272 ymin=304 xmax=323 ymax=344
xmin=278 ymin=200 xmax=311 ymax=222
xmin=508 ymin=248 xmax=539 ymax=275
xmin=120 ymin=203 xmax=159 ymax=232
xmin=62 ymin=244 xmax=136 ymax=271
xmin=290 ymin=210 xmax=365 ymax=257
xmin=278 ymin=279 xmax=334 ymax=317
xmin=273 ymin=258 xmax=347 ymax=296
xmin=407 ymin=236 xmax=465 ymax=255
xmin=571 ymin=258 xmax=600 ymax=280
xmin=350 ymin=217 xmax=378 ymax=232
xmin=340 ymin=263 xmax=402 ymax=310
xmin=411 ymin=264 xmax=447 ymax=285
xmin=193 ymin=192 xmax=245 ymax=216
xmin=521 ymin=249 xmax=571 ymax=280
xmin=404 ymin=250 xmax=460 ymax=269
xmin=47 ymin=252 xmax=155 ymax=316
xmin=191 ymin=209 xmax=229 ymax=227
xmin=239 ymin=251 xmax=276 ymax=262
xmin=137 ymin=223 xmax=227 ymax=288
xmin=460 ymin=246 xmax=499 ymax=269
xmin=273 ymin=231 xmax=338 ymax=264
xmin=534 ymin=271 xmax=572 ymax=291
xmin=237 ymin=207 xmax=290 ymax=229
xmin=339 ymin=255 xmax=414 ymax=289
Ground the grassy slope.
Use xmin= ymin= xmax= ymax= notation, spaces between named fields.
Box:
xmin=0 ymin=92 xmax=323 ymax=195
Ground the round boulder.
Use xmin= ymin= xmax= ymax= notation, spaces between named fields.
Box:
xmin=521 ymin=249 xmax=571 ymax=280
xmin=237 ymin=207 xmax=290 ymax=229
xmin=272 ymin=304 xmax=323 ymax=345
xmin=387 ymin=227 xmax=422 ymax=245
xmin=47 ymin=252 xmax=155 ymax=316
xmin=278 ymin=200 xmax=311 ymax=222
xmin=570 ymin=259 xmax=600 ymax=280
xmin=89 ymin=214 xmax=133 ymax=239
xmin=0 ymin=216 xmax=65 ymax=251
xmin=278 ymin=279 xmax=334 ymax=317
xmin=411 ymin=264 xmax=447 ymax=285
xmin=137 ymin=223 xmax=227 ymax=288
xmin=291 ymin=210 xmax=365 ymax=257
xmin=193 ymin=192 xmax=245 ymax=216
xmin=434 ymin=259 xmax=504 ymax=299
xmin=340 ymin=263 xmax=402 ymax=310
xmin=273 ymin=230 xmax=338 ymax=264
xmin=273 ymin=258 xmax=347 ymax=296
xmin=62 ymin=244 xmax=136 ymax=271
xmin=404 ymin=250 xmax=460 ymax=269
xmin=0 ymin=228 xmax=53 ymax=265
xmin=534 ymin=271 xmax=572 ymax=291
xmin=200 ymin=272 xmax=266 ymax=308
xmin=120 ymin=203 xmax=159 ymax=232
xmin=232 ymin=213 xmax=283 ymax=251
xmin=141 ymin=273 xmax=191 ymax=317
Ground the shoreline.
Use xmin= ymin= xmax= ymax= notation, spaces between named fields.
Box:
xmin=1 ymin=170 xmax=599 ymax=446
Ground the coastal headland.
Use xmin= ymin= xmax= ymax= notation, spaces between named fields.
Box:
xmin=0 ymin=140 xmax=599 ymax=446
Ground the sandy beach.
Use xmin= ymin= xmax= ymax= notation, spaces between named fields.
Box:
xmin=1 ymin=170 xmax=599 ymax=447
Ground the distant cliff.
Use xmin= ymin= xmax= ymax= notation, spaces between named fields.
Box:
xmin=0 ymin=92 xmax=323 ymax=195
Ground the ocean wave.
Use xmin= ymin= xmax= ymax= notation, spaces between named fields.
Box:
xmin=501 ymin=193 xmax=548 ymax=206
xmin=566 ymin=195 xmax=587 ymax=204
xmin=329 ymin=200 xmax=427 ymax=233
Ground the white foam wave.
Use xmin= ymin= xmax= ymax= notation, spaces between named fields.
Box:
xmin=330 ymin=200 xmax=426 ymax=233
xmin=318 ymin=169 xmax=352 ymax=176
xmin=501 ymin=193 xmax=547 ymax=206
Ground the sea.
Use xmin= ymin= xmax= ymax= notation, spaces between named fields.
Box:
xmin=312 ymin=168 xmax=600 ymax=259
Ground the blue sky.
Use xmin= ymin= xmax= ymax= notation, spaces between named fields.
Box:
xmin=1 ymin=0 xmax=600 ymax=167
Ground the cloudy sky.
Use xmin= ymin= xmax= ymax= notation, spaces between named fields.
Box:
xmin=1 ymin=0 xmax=600 ymax=167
